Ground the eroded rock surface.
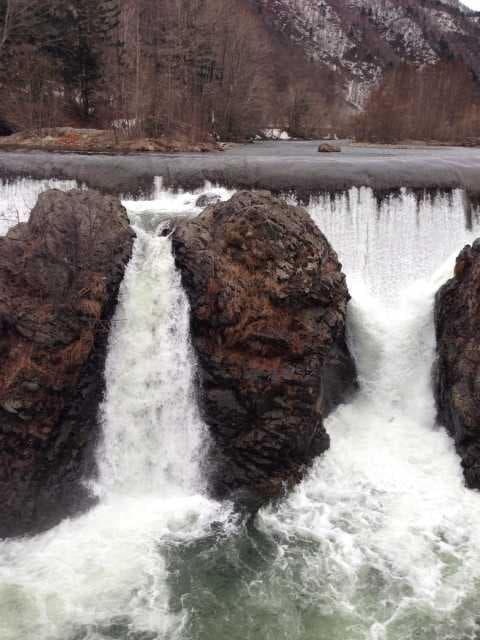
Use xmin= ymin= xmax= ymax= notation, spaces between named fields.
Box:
xmin=173 ymin=191 xmax=357 ymax=503
xmin=0 ymin=189 xmax=134 ymax=537
xmin=435 ymin=239 xmax=480 ymax=490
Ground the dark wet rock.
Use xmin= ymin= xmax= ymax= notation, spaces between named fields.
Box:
xmin=318 ymin=143 xmax=341 ymax=153
xmin=0 ymin=118 xmax=14 ymax=137
xmin=434 ymin=239 xmax=480 ymax=489
xmin=173 ymin=191 xmax=357 ymax=503
xmin=0 ymin=189 xmax=135 ymax=538
xmin=195 ymin=193 xmax=222 ymax=208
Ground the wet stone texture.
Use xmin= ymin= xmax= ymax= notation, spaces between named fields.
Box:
xmin=435 ymin=239 xmax=480 ymax=489
xmin=0 ymin=189 xmax=134 ymax=538
xmin=173 ymin=191 xmax=357 ymax=506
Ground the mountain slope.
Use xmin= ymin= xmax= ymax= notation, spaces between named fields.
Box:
xmin=252 ymin=0 xmax=480 ymax=106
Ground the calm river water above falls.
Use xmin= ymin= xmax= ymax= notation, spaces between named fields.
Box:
xmin=1 ymin=176 xmax=480 ymax=640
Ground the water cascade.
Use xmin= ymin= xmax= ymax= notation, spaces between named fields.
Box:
xmin=0 ymin=193 xmax=233 ymax=640
xmin=0 ymin=178 xmax=80 ymax=234
xmin=0 ymin=181 xmax=480 ymax=640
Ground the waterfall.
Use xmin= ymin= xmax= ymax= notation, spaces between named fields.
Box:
xmin=307 ymin=187 xmax=474 ymax=301
xmin=0 ymin=182 xmax=234 ymax=640
xmin=1 ymin=180 xmax=480 ymax=640
xmin=0 ymin=178 xmax=79 ymax=234
xmin=96 ymin=225 xmax=205 ymax=498
xmin=249 ymin=191 xmax=480 ymax=640
xmin=256 ymin=259 xmax=480 ymax=640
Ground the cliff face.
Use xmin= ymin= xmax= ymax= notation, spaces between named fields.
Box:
xmin=253 ymin=0 xmax=480 ymax=106
xmin=0 ymin=189 xmax=134 ymax=538
xmin=173 ymin=191 xmax=357 ymax=504
xmin=434 ymin=239 xmax=480 ymax=489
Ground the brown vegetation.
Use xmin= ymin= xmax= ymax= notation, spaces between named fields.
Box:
xmin=0 ymin=0 xmax=345 ymax=144
xmin=354 ymin=61 xmax=480 ymax=144
xmin=0 ymin=127 xmax=221 ymax=153
xmin=0 ymin=1 xmax=479 ymax=146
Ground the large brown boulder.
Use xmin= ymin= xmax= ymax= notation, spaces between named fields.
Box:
xmin=0 ymin=189 xmax=134 ymax=538
xmin=173 ymin=191 xmax=357 ymax=504
xmin=318 ymin=143 xmax=341 ymax=153
xmin=434 ymin=239 xmax=480 ymax=489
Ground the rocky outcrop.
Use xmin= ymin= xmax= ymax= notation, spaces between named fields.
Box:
xmin=173 ymin=191 xmax=357 ymax=504
xmin=195 ymin=194 xmax=222 ymax=208
xmin=434 ymin=239 xmax=480 ymax=489
xmin=254 ymin=0 xmax=480 ymax=108
xmin=0 ymin=189 xmax=134 ymax=538
xmin=318 ymin=143 xmax=341 ymax=153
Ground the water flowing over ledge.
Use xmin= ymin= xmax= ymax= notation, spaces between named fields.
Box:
xmin=1 ymin=178 xmax=480 ymax=640
xmin=96 ymin=226 xmax=205 ymax=498
xmin=0 ymin=141 xmax=480 ymax=199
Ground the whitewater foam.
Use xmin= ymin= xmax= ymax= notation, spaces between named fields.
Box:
xmin=95 ymin=225 xmax=205 ymax=498
xmin=307 ymin=187 xmax=473 ymax=301
xmin=256 ymin=254 xmax=480 ymax=640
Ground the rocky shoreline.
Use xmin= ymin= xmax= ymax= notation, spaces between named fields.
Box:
xmin=0 ymin=128 xmax=222 ymax=154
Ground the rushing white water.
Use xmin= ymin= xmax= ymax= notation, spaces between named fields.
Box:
xmin=245 ymin=189 xmax=480 ymax=639
xmin=0 ymin=183 xmax=235 ymax=640
xmin=307 ymin=187 xmax=476 ymax=301
xmin=257 ymin=263 xmax=480 ymax=640
xmin=0 ymin=178 xmax=80 ymax=233
xmin=1 ymin=180 xmax=480 ymax=640
xmin=123 ymin=177 xmax=234 ymax=216
xmin=0 ymin=176 xmax=234 ymax=235
xmin=166 ymin=189 xmax=480 ymax=640
xmin=95 ymin=226 xmax=205 ymax=497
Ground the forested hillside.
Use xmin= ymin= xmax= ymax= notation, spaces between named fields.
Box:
xmin=0 ymin=0 xmax=479 ymax=144
xmin=0 ymin=0 xmax=344 ymax=140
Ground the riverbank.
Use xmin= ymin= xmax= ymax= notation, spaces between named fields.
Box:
xmin=0 ymin=127 xmax=222 ymax=154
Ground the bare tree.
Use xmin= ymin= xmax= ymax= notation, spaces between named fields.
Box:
xmin=0 ymin=0 xmax=46 ymax=56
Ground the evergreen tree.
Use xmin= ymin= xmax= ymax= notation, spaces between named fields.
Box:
xmin=44 ymin=0 xmax=119 ymax=120
xmin=0 ymin=0 xmax=46 ymax=58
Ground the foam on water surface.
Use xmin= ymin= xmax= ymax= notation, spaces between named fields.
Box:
xmin=257 ymin=259 xmax=480 ymax=640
